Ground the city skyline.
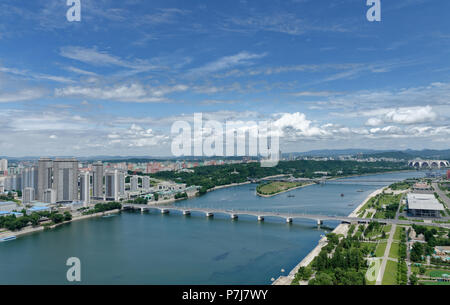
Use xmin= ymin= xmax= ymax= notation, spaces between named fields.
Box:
xmin=0 ymin=0 xmax=449 ymax=157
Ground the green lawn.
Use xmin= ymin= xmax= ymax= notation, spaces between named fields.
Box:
xmin=361 ymin=242 xmax=377 ymax=256
xmin=382 ymin=260 xmax=398 ymax=285
xmin=426 ymin=269 xmax=450 ymax=278
xmin=389 ymin=242 xmax=399 ymax=259
xmin=393 ymin=226 xmax=404 ymax=240
xmin=375 ymin=242 xmax=387 ymax=257
xmin=420 ymin=281 xmax=450 ymax=285
xmin=383 ymin=224 xmax=392 ymax=233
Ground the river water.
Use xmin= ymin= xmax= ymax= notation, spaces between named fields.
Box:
xmin=0 ymin=170 xmax=441 ymax=284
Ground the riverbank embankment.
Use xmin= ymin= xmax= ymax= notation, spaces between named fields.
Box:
xmin=0 ymin=209 xmax=120 ymax=240
xmin=273 ymin=186 xmax=386 ymax=285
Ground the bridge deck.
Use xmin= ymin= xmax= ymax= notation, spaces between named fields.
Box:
xmin=123 ymin=204 xmax=450 ymax=229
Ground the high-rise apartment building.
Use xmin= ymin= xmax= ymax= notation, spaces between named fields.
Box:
xmin=23 ymin=187 xmax=35 ymax=204
xmin=0 ymin=159 xmax=8 ymax=172
xmin=53 ymin=158 xmax=78 ymax=203
xmin=105 ymin=170 xmax=125 ymax=201
xmin=143 ymin=176 xmax=150 ymax=190
xmin=92 ymin=162 xmax=104 ymax=199
xmin=79 ymin=171 xmax=90 ymax=207
xmin=43 ymin=188 xmax=56 ymax=204
xmin=37 ymin=158 xmax=53 ymax=201
xmin=130 ymin=175 xmax=139 ymax=192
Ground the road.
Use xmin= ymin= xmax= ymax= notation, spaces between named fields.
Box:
xmin=376 ymin=224 xmax=397 ymax=285
xmin=432 ymin=182 xmax=450 ymax=209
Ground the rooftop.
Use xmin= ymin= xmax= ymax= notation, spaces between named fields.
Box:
xmin=407 ymin=193 xmax=444 ymax=211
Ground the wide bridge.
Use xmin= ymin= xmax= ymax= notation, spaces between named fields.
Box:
xmin=122 ymin=204 xmax=450 ymax=229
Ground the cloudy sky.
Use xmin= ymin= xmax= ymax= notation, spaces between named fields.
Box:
xmin=0 ymin=0 xmax=449 ymax=157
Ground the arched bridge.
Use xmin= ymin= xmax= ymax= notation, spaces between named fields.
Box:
xmin=408 ymin=160 xmax=450 ymax=168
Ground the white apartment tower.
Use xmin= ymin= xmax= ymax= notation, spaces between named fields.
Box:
xmin=79 ymin=171 xmax=90 ymax=207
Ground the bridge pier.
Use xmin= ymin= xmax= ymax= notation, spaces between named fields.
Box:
xmin=205 ymin=212 xmax=214 ymax=218
xmin=258 ymin=216 xmax=264 ymax=222
xmin=317 ymin=219 xmax=323 ymax=226
xmin=286 ymin=217 xmax=293 ymax=223
xmin=230 ymin=214 xmax=238 ymax=220
xmin=140 ymin=207 xmax=145 ymax=213
xmin=161 ymin=209 xmax=169 ymax=214
xmin=183 ymin=210 xmax=191 ymax=216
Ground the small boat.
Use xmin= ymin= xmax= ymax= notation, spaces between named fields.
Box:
xmin=348 ymin=203 xmax=354 ymax=207
xmin=340 ymin=193 xmax=345 ymax=197
xmin=357 ymin=189 xmax=364 ymax=192
xmin=287 ymin=194 xmax=295 ymax=198
xmin=102 ymin=214 xmax=117 ymax=218
xmin=0 ymin=236 xmax=17 ymax=242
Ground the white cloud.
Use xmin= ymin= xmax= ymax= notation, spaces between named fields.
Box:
xmin=59 ymin=46 xmax=158 ymax=74
xmin=54 ymin=83 xmax=186 ymax=103
xmin=189 ymin=52 xmax=267 ymax=76
xmin=365 ymin=106 xmax=437 ymax=126
xmin=0 ymin=89 xmax=45 ymax=103
xmin=384 ymin=106 xmax=437 ymax=125
xmin=273 ymin=112 xmax=329 ymax=138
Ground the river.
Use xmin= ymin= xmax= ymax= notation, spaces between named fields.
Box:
xmin=0 ymin=170 xmax=442 ymax=284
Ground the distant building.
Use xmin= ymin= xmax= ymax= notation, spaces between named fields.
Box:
xmin=92 ymin=162 xmax=104 ymax=199
xmin=79 ymin=171 xmax=90 ymax=207
xmin=0 ymin=201 xmax=17 ymax=213
xmin=407 ymin=193 xmax=444 ymax=217
xmin=53 ymin=158 xmax=78 ymax=203
xmin=105 ymin=170 xmax=125 ymax=201
xmin=157 ymin=181 xmax=186 ymax=192
xmin=413 ymin=182 xmax=433 ymax=192
xmin=43 ymin=188 xmax=56 ymax=204
xmin=23 ymin=187 xmax=35 ymax=204
xmin=26 ymin=206 xmax=51 ymax=215
xmin=130 ymin=175 xmax=139 ymax=192
xmin=37 ymin=158 xmax=53 ymax=201
xmin=0 ymin=159 xmax=8 ymax=172
xmin=142 ymin=176 xmax=150 ymax=190
xmin=22 ymin=166 xmax=38 ymax=200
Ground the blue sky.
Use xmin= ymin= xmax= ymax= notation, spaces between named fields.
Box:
xmin=0 ymin=0 xmax=449 ymax=157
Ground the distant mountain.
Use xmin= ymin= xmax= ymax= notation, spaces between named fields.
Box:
xmin=286 ymin=149 xmax=386 ymax=157
xmin=359 ymin=150 xmax=450 ymax=160
xmin=282 ymin=148 xmax=450 ymax=160
xmin=2 ymin=148 xmax=450 ymax=162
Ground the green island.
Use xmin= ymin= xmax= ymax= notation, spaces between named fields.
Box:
xmin=256 ymin=181 xmax=309 ymax=196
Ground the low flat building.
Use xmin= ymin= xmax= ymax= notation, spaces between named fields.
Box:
xmin=0 ymin=201 xmax=18 ymax=213
xmin=434 ymin=246 xmax=450 ymax=261
xmin=413 ymin=182 xmax=433 ymax=192
xmin=0 ymin=211 xmax=23 ymax=217
xmin=26 ymin=206 xmax=52 ymax=215
xmin=406 ymin=193 xmax=445 ymax=217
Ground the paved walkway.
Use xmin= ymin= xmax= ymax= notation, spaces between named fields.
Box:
xmin=432 ymin=182 xmax=450 ymax=209
xmin=376 ymin=224 xmax=397 ymax=285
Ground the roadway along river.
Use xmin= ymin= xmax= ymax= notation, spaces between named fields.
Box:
xmin=0 ymin=170 xmax=440 ymax=284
